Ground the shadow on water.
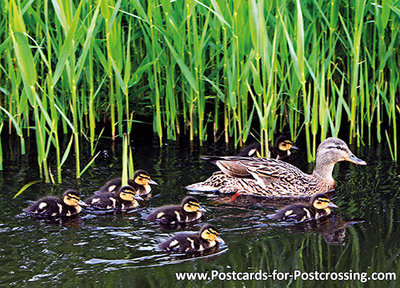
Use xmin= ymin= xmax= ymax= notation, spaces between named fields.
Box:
xmin=0 ymin=135 xmax=399 ymax=287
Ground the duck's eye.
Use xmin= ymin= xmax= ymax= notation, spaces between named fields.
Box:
xmin=336 ymin=145 xmax=341 ymax=150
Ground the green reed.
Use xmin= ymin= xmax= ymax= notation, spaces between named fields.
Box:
xmin=0 ymin=0 xmax=399 ymax=182
xmin=0 ymin=122 xmax=3 ymax=170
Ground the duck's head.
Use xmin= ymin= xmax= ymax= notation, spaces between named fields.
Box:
xmin=311 ymin=193 xmax=338 ymax=211
xmin=200 ymin=224 xmax=224 ymax=243
xmin=316 ymin=137 xmax=367 ymax=166
xmin=133 ymin=170 xmax=158 ymax=187
xmin=275 ymin=135 xmax=298 ymax=152
xmin=62 ymin=190 xmax=87 ymax=207
xmin=119 ymin=186 xmax=143 ymax=202
xmin=181 ymin=196 xmax=201 ymax=213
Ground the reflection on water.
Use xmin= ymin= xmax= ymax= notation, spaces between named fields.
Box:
xmin=0 ymin=135 xmax=399 ymax=287
xmin=273 ymin=214 xmax=365 ymax=246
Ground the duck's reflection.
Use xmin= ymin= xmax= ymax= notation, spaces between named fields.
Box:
xmin=26 ymin=213 xmax=84 ymax=228
xmin=282 ymin=214 xmax=364 ymax=245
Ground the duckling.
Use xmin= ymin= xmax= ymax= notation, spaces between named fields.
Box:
xmin=186 ymin=137 xmax=367 ymax=197
xmin=98 ymin=170 xmax=158 ymax=196
xmin=268 ymin=193 xmax=338 ymax=222
xmin=146 ymin=196 xmax=203 ymax=225
xmin=238 ymin=135 xmax=298 ymax=161
xmin=158 ymin=224 xmax=224 ymax=253
xmin=85 ymin=186 xmax=143 ymax=212
xmin=25 ymin=190 xmax=87 ymax=217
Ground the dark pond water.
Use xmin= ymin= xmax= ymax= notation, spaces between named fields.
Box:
xmin=1 ymin=133 xmax=399 ymax=287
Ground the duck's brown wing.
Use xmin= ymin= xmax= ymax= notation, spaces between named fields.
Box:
xmin=215 ymin=160 xmax=251 ymax=177
xmin=201 ymin=155 xmax=259 ymax=178
xmin=237 ymin=158 xmax=313 ymax=193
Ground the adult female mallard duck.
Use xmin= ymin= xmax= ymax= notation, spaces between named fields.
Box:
xmin=98 ymin=170 xmax=158 ymax=197
xmin=186 ymin=137 xmax=366 ymax=198
xmin=158 ymin=224 xmax=223 ymax=253
xmin=25 ymin=190 xmax=87 ymax=217
xmin=238 ymin=135 xmax=298 ymax=161
xmin=268 ymin=193 xmax=337 ymax=222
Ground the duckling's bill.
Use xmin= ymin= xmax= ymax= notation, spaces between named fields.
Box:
xmin=328 ymin=202 xmax=338 ymax=208
xmin=149 ymin=179 xmax=158 ymax=185
xmin=78 ymin=200 xmax=89 ymax=207
xmin=134 ymin=195 xmax=144 ymax=201
xmin=216 ymin=236 xmax=225 ymax=244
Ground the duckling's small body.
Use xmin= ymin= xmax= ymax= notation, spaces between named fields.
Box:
xmin=98 ymin=170 xmax=157 ymax=196
xmin=237 ymin=135 xmax=298 ymax=161
xmin=146 ymin=196 xmax=202 ymax=225
xmin=269 ymin=193 xmax=338 ymax=222
xmin=159 ymin=224 xmax=223 ymax=253
xmin=25 ymin=190 xmax=86 ymax=217
xmin=85 ymin=186 xmax=142 ymax=212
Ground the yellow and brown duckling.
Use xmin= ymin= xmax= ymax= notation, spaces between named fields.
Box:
xmin=238 ymin=135 xmax=298 ymax=161
xmin=158 ymin=224 xmax=224 ymax=253
xmin=146 ymin=196 xmax=203 ymax=225
xmin=186 ymin=137 xmax=367 ymax=197
xmin=98 ymin=170 xmax=158 ymax=197
xmin=85 ymin=185 xmax=143 ymax=212
xmin=25 ymin=190 xmax=87 ymax=217
xmin=268 ymin=193 xmax=338 ymax=222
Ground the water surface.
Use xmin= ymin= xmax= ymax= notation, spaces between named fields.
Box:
xmin=0 ymin=135 xmax=399 ymax=287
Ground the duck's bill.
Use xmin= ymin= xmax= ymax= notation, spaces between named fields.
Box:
xmin=328 ymin=202 xmax=339 ymax=208
xmin=345 ymin=153 xmax=367 ymax=165
xmin=216 ymin=236 xmax=225 ymax=244
xmin=290 ymin=145 xmax=299 ymax=150
xmin=78 ymin=200 xmax=89 ymax=207
xmin=198 ymin=207 xmax=208 ymax=213
xmin=134 ymin=195 xmax=144 ymax=201
xmin=149 ymin=179 xmax=158 ymax=185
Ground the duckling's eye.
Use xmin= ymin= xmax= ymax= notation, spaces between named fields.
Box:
xmin=336 ymin=145 xmax=341 ymax=150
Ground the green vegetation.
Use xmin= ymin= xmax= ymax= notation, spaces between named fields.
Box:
xmin=0 ymin=0 xmax=399 ymax=180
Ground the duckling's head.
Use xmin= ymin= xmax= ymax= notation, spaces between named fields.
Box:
xmin=181 ymin=196 xmax=201 ymax=213
xmin=200 ymin=224 xmax=221 ymax=242
xmin=275 ymin=135 xmax=298 ymax=152
xmin=238 ymin=143 xmax=261 ymax=157
xmin=119 ymin=186 xmax=143 ymax=202
xmin=316 ymin=137 xmax=367 ymax=166
xmin=133 ymin=170 xmax=158 ymax=187
xmin=311 ymin=193 xmax=338 ymax=211
xmin=62 ymin=190 xmax=87 ymax=207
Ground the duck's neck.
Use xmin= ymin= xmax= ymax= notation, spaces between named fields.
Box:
xmin=312 ymin=158 xmax=337 ymax=185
